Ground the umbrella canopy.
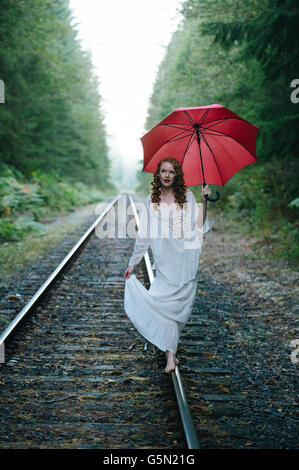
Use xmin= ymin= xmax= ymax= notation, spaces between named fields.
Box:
xmin=141 ymin=104 xmax=259 ymax=200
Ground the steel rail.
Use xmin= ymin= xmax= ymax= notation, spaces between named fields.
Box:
xmin=0 ymin=193 xmax=122 ymax=362
xmin=127 ymin=193 xmax=200 ymax=449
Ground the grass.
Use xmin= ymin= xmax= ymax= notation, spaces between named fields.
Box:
xmin=0 ymin=200 xmax=107 ymax=284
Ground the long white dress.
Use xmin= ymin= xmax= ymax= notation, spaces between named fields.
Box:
xmin=124 ymin=189 xmax=213 ymax=355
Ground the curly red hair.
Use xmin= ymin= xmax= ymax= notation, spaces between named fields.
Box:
xmin=150 ymin=158 xmax=187 ymax=208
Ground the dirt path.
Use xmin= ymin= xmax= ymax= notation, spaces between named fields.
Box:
xmin=201 ymin=211 xmax=298 ymax=320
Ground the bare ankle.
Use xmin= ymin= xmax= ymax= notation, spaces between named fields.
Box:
xmin=165 ymin=349 xmax=174 ymax=357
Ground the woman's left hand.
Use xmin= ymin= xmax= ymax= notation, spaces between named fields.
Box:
xmin=201 ymin=184 xmax=211 ymax=202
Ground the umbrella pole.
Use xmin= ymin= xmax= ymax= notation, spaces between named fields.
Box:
xmin=195 ymin=126 xmax=220 ymax=203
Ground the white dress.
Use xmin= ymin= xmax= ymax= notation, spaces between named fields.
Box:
xmin=124 ymin=189 xmax=213 ymax=355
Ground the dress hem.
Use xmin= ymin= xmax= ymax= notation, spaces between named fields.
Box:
xmin=124 ymin=306 xmax=177 ymax=355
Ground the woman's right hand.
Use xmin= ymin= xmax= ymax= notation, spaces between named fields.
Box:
xmin=124 ymin=265 xmax=136 ymax=280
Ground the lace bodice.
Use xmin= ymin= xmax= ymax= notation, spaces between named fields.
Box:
xmin=153 ymin=200 xmax=189 ymax=239
xmin=128 ymin=189 xmax=213 ymax=267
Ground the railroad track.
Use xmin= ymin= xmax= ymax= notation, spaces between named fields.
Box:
xmin=0 ymin=193 xmax=197 ymax=449
xmin=1 ymin=193 xmax=296 ymax=451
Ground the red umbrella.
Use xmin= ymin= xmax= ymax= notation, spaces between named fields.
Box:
xmin=141 ymin=104 xmax=259 ymax=202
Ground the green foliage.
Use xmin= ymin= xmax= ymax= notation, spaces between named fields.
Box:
xmin=194 ymin=0 xmax=299 ymax=161
xmin=0 ymin=0 xmax=112 ymax=188
xmin=0 ymin=219 xmax=18 ymax=242
xmin=0 ymin=164 xmax=104 ymax=242
xmin=289 ymin=198 xmax=299 ymax=208
xmin=0 ymin=216 xmax=47 ymax=242
xmin=214 ymin=157 xmax=299 ymax=261
xmin=0 ymin=171 xmax=43 ymax=218
xmin=277 ymin=221 xmax=299 ymax=261
xmin=138 ymin=0 xmax=298 ymax=263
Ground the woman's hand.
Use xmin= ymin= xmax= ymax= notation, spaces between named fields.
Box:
xmin=201 ymin=184 xmax=211 ymax=203
xmin=124 ymin=265 xmax=136 ymax=280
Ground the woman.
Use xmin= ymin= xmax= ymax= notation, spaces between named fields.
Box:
xmin=123 ymin=158 xmax=213 ymax=373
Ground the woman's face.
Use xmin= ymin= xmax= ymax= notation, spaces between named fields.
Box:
xmin=159 ymin=162 xmax=176 ymax=188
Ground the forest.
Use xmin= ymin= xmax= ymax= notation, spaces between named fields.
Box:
xmin=0 ymin=0 xmax=113 ymax=244
xmin=136 ymin=0 xmax=299 ymax=264
xmin=0 ymin=0 xmax=298 ymax=266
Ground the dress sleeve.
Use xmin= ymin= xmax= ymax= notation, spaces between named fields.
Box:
xmin=128 ymin=196 xmax=150 ymax=267
xmin=187 ymin=189 xmax=214 ymax=234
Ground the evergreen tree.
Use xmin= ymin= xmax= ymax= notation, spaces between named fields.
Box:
xmin=0 ymin=0 xmax=111 ymax=188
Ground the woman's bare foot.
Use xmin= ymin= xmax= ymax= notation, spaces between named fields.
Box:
xmin=164 ymin=350 xmax=179 ymax=374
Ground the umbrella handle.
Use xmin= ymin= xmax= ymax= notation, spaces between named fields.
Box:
xmin=204 ymin=191 xmax=221 ymax=203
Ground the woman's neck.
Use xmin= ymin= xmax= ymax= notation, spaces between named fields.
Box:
xmin=160 ymin=186 xmax=174 ymax=197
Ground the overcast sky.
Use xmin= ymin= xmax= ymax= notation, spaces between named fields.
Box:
xmin=69 ymin=0 xmax=183 ymax=173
